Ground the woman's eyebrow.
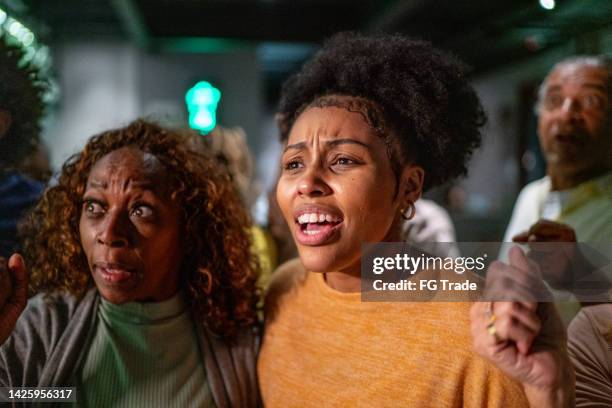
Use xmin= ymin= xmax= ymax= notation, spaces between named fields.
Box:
xmin=85 ymin=179 xmax=158 ymax=192
xmin=283 ymin=138 xmax=370 ymax=153
xmin=87 ymin=179 xmax=106 ymax=189
xmin=283 ymin=141 xmax=306 ymax=153
xmin=325 ymin=139 xmax=370 ymax=149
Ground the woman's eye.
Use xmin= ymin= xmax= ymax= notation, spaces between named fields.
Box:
xmin=332 ymin=157 xmax=356 ymax=166
xmin=84 ymin=200 xmax=105 ymax=214
xmin=283 ymin=160 xmax=303 ymax=171
xmin=131 ymin=205 xmax=154 ymax=218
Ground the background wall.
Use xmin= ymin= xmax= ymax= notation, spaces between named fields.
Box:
xmin=43 ymin=40 xmax=264 ymax=170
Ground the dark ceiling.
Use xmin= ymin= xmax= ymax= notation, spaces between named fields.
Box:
xmin=14 ymin=0 xmax=612 ymax=102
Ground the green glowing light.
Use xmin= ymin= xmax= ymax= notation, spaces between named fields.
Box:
xmin=0 ymin=7 xmax=58 ymax=103
xmin=0 ymin=9 xmax=42 ymax=67
xmin=185 ymin=81 xmax=221 ymax=134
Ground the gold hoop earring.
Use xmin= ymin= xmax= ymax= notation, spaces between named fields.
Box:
xmin=401 ymin=201 xmax=416 ymax=221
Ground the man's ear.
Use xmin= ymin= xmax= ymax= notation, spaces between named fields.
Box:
xmin=399 ymin=164 xmax=424 ymax=204
xmin=0 ymin=110 xmax=12 ymax=139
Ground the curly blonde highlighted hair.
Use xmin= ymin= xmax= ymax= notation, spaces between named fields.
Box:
xmin=22 ymin=119 xmax=260 ymax=338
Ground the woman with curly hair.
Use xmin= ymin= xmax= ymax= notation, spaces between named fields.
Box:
xmin=0 ymin=120 xmax=259 ymax=407
xmin=257 ymin=32 xmax=571 ymax=407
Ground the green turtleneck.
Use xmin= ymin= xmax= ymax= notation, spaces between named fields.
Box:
xmin=76 ymin=293 xmax=214 ymax=407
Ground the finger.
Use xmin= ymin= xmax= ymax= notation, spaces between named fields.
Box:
xmin=529 ymin=219 xmax=565 ymax=231
xmin=508 ymin=246 xmax=529 ymax=271
xmin=512 ymin=231 xmax=530 ymax=242
xmin=517 ymin=301 xmax=538 ymax=312
xmin=0 ymin=257 xmax=11 ymax=306
xmin=470 ymin=302 xmax=504 ymax=351
xmin=509 ymin=246 xmax=543 ymax=283
xmin=493 ymin=302 xmax=541 ymax=334
xmin=486 ymin=260 xmax=542 ymax=302
xmin=7 ymin=253 xmax=28 ymax=306
xmin=493 ymin=314 xmax=537 ymax=354
xmin=527 ymin=221 xmax=575 ymax=241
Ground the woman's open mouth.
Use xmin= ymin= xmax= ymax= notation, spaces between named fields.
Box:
xmin=95 ymin=262 xmax=138 ymax=285
xmin=294 ymin=209 xmax=343 ymax=246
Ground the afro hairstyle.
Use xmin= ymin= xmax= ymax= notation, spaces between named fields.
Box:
xmin=277 ymin=31 xmax=486 ymax=191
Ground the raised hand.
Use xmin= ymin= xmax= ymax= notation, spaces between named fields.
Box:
xmin=512 ymin=219 xmax=579 ymax=291
xmin=470 ymin=246 xmax=574 ymax=407
xmin=512 ymin=219 xmax=576 ymax=243
xmin=0 ymin=253 xmax=28 ymax=346
xmin=513 ymin=220 xmax=609 ymax=300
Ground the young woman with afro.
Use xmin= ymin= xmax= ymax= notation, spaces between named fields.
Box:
xmin=258 ymin=32 xmax=571 ymax=407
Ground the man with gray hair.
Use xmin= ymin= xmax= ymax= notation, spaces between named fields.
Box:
xmin=503 ymin=56 xmax=612 ymax=306
xmin=505 ymin=55 xmax=612 ymax=245
xmin=504 ymin=55 xmax=612 ymax=245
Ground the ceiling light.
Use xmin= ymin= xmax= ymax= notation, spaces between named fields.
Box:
xmin=539 ymin=0 xmax=555 ymax=10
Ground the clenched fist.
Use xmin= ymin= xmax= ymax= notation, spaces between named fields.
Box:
xmin=0 ymin=254 xmax=28 ymax=346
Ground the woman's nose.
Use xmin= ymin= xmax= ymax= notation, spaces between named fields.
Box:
xmin=296 ymin=165 xmax=332 ymax=198
xmin=97 ymin=212 xmax=130 ymax=247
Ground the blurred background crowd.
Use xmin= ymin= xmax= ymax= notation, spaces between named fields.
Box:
xmin=1 ymin=0 xmax=611 ymax=252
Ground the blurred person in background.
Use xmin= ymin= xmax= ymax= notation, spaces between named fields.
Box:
xmin=401 ymin=199 xmax=459 ymax=257
xmin=503 ymin=56 xmax=612 ymax=320
xmin=187 ymin=125 xmax=278 ymax=287
xmin=257 ymin=31 xmax=571 ymax=407
xmin=500 ymin=55 xmax=612 ymax=407
xmin=267 ymin=181 xmax=298 ymax=266
xmin=504 ymin=55 xmax=612 ymax=245
xmin=0 ymin=120 xmax=259 ymax=407
xmin=0 ymin=38 xmax=47 ymax=257
xmin=16 ymin=141 xmax=52 ymax=183
xmin=567 ymin=303 xmax=612 ymax=407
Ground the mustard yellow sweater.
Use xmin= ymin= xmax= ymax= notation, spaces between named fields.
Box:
xmin=258 ymin=260 xmax=529 ymax=407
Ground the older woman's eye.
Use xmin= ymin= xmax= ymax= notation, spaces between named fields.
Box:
xmin=83 ymin=200 xmax=105 ymax=214
xmin=283 ymin=160 xmax=303 ymax=171
xmin=131 ymin=205 xmax=154 ymax=218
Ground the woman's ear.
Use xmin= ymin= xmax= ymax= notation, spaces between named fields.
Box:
xmin=0 ymin=110 xmax=12 ymax=139
xmin=399 ymin=165 xmax=424 ymax=204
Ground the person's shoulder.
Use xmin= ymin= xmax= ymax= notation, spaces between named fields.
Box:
xmin=0 ymin=288 xmax=97 ymax=382
xmin=0 ymin=172 xmax=44 ymax=197
xmin=13 ymin=289 xmax=96 ymax=341
xmin=268 ymin=258 xmax=307 ymax=292
xmin=569 ymin=303 xmax=612 ymax=339
xmin=264 ymin=258 xmax=307 ymax=321
xmin=24 ymin=290 xmax=86 ymax=317
xmin=414 ymin=199 xmax=450 ymax=219
xmin=517 ymin=176 xmax=550 ymax=199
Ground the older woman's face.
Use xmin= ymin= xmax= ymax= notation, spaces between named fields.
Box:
xmin=277 ymin=105 xmax=418 ymax=275
xmin=79 ymin=147 xmax=183 ymax=304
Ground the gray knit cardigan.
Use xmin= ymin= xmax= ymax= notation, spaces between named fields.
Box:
xmin=0 ymin=288 xmax=260 ymax=407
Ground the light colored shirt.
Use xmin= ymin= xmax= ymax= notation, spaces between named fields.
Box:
xmin=402 ymin=199 xmax=459 ymax=257
xmin=503 ymin=171 xmax=612 ymax=243
xmin=77 ymin=293 xmax=214 ymax=408
xmin=502 ymin=172 xmax=612 ymax=324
